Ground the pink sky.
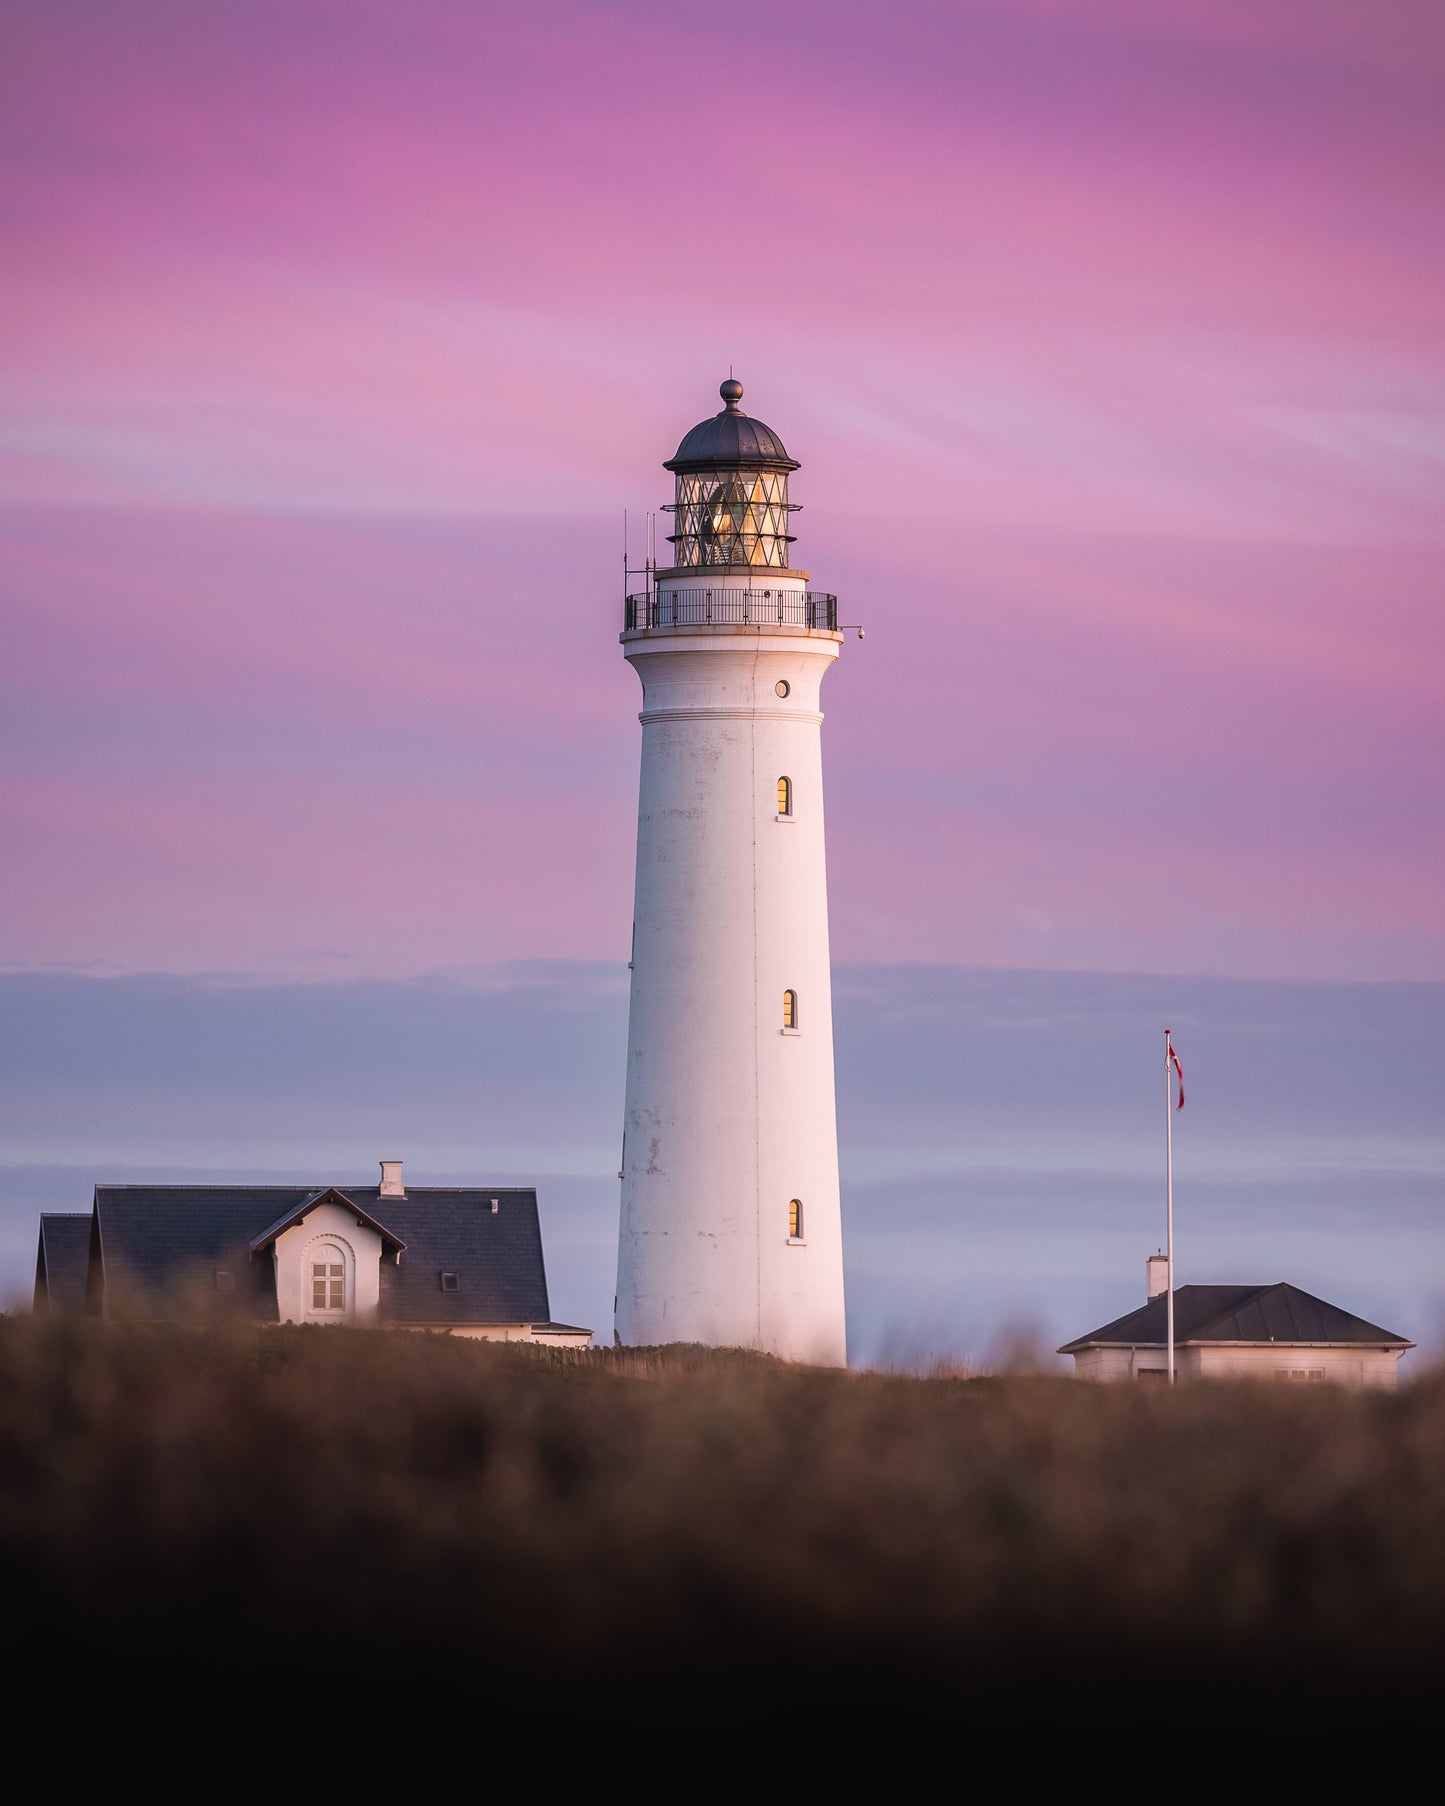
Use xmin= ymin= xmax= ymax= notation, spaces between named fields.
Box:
xmin=3 ymin=0 xmax=1443 ymax=981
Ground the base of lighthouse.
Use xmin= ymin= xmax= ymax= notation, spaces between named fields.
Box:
xmin=616 ymin=595 xmax=847 ymax=1367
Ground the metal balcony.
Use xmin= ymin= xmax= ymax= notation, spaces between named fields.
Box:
xmin=625 ymin=589 xmax=838 ymax=632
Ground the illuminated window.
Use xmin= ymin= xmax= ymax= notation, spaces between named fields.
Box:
xmin=311 ymin=1249 xmax=344 ymax=1312
xmin=777 ymin=776 xmax=792 ymax=816
xmin=783 ymin=989 xmax=798 ymax=1030
xmin=789 ymin=1199 xmax=803 ymax=1239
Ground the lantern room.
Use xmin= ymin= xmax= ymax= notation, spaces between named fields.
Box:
xmin=663 ymin=378 xmax=799 ymax=570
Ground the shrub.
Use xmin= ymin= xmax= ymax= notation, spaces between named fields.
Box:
xmin=3 ymin=1318 xmax=1440 ymax=1726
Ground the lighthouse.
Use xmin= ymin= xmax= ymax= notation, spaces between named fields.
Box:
xmin=615 ymin=378 xmax=848 ymax=1365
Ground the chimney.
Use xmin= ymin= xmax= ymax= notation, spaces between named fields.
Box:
xmin=1147 ymin=1252 xmax=1168 ymax=1300
xmin=379 ymin=1160 xmax=406 ymax=1199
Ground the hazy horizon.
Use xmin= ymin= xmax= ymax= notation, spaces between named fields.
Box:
xmin=8 ymin=963 xmax=1440 ymax=1366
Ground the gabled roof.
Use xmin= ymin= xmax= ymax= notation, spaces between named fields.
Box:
xmin=377 ymin=1189 xmax=550 ymax=1327
xmin=80 ymin=1183 xmax=555 ymax=1328
xmin=1191 ymin=1283 xmax=1412 ymax=1347
xmin=1059 ymin=1282 xmax=1412 ymax=1354
xmin=249 ymin=1187 xmax=406 ymax=1257
xmin=34 ymin=1214 xmax=92 ymax=1315
xmin=93 ymin=1185 xmax=293 ymax=1318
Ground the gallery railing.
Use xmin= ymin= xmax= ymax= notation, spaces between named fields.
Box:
xmin=625 ymin=590 xmax=838 ymax=631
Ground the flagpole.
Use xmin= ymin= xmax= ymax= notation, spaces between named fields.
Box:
xmin=1165 ymin=1028 xmax=1175 ymax=1387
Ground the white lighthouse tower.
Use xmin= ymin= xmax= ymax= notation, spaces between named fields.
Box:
xmin=615 ymin=378 xmax=848 ymax=1365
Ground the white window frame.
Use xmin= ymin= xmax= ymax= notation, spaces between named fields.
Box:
xmin=305 ymin=1240 xmax=350 ymax=1320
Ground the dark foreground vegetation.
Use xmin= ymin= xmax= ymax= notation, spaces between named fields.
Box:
xmin=3 ymin=1318 xmax=1441 ymax=1733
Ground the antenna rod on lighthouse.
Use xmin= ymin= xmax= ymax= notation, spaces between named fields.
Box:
xmin=1165 ymin=1027 xmax=1177 ymax=1386
xmin=1163 ymin=1033 xmax=1170 ymax=1379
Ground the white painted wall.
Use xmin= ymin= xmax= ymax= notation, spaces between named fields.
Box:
xmin=1191 ymin=1344 xmax=1402 ymax=1389
xmin=272 ymin=1200 xmax=384 ymax=1327
xmin=1073 ymin=1348 xmax=1157 ymax=1382
xmin=1071 ymin=1343 xmax=1404 ymax=1388
xmin=433 ymin=1324 xmax=593 ymax=1347
xmin=617 ymin=589 xmax=848 ymax=1367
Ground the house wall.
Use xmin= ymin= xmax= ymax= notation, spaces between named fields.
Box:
xmin=273 ymin=1202 xmax=384 ymax=1327
xmin=1072 ymin=1344 xmax=1402 ymax=1388
xmin=1192 ymin=1344 xmax=1401 ymax=1389
xmin=530 ymin=1329 xmax=593 ymax=1349
xmin=403 ymin=1323 xmax=593 ymax=1348
xmin=1074 ymin=1348 xmax=1131 ymax=1381
xmin=1072 ymin=1348 xmax=1169 ymax=1381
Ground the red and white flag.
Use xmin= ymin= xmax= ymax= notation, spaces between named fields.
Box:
xmin=1166 ymin=1034 xmax=1184 ymax=1109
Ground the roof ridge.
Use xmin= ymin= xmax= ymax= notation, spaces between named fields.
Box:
xmin=91 ymin=1183 xmax=535 ymax=1192
xmin=95 ymin=1184 xmax=314 ymax=1193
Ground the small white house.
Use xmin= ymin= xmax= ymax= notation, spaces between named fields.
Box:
xmin=1059 ymin=1256 xmax=1411 ymax=1387
xmin=33 ymin=1160 xmax=591 ymax=1347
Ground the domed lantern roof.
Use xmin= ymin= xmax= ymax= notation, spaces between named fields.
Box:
xmin=665 ymin=379 xmax=800 ymax=474
xmin=663 ymin=379 xmax=800 ymax=570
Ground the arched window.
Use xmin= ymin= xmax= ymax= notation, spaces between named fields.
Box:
xmin=789 ymin=1199 xmax=803 ymax=1239
xmin=310 ymin=1245 xmax=345 ymax=1313
xmin=777 ymin=776 xmax=792 ymax=816
xmin=783 ymin=989 xmax=798 ymax=1030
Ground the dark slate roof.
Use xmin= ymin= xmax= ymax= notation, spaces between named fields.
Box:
xmin=94 ymin=1185 xmax=291 ymax=1319
xmin=376 ymin=1189 xmax=550 ymax=1326
xmin=87 ymin=1183 xmax=554 ymax=1328
xmin=1059 ymin=1282 xmax=1412 ymax=1354
xmin=34 ymin=1214 xmax=92 ymax=1316
xmin=665 ymin=379 xmax=798 ymax=473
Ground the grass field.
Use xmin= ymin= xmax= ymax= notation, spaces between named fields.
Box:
xmin=4 ymin=1317 xmax=1440 ymax=1734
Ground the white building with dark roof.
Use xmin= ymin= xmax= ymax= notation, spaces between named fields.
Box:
xmin=33 ymin=1159 xmax=591 ymax=1346
xmin=1060 ymin=1257 xmax=1411 ymax=1387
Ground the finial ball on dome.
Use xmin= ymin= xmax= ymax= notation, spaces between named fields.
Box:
xmin=720 ymin=377 xmax=744 ymax=409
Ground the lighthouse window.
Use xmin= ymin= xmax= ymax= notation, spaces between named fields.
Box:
xmin=789 ymin=1199 xmax=803 ymax=1240
xmin=783 ymin=990 xmax=798 ymax=1030
xmin=777 ymin=776 xmax=792 ymax=816
xmin=775 ymin=680 xmax=790 ymax=698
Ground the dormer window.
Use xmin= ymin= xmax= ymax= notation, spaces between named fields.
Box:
xmin=440 ymin=1270 xmax=461 ymax=1292
xmin=265 ymin=1212 xmax=375 ymax=1329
